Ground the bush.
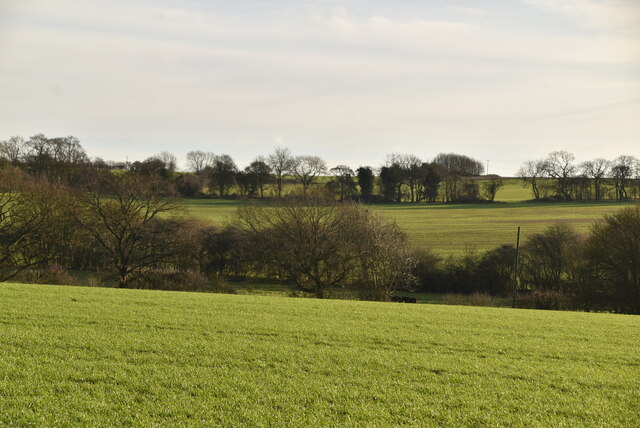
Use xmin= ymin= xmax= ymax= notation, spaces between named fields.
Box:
xmin=412 ymin=249 xmax=444 ymax=292
xmin=175 ymin=174 xmax=203 ymax=197
xmin=133 ymin=269 xmax=228 ymax=292
xmin=519 ymin=224 xmax=582 ymax=291
xmin=582 ymin=204 xmax=640 ymax=314
xmin=516 ymin=290 xmax=575 ymax=311
xmin=236 ymin=197 xmax=415 ymax=300
xmin=14 ymin=264 xmax=78 ymax=286
xmin=441 ymin=292 xmax=508 ymax=307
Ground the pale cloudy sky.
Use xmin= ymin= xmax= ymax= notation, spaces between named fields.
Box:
xmin=0 ymin=0 xmax=638 ymax=175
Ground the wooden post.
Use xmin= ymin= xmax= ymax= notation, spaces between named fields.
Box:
xmin=512 ymin=226 xmax=521 ymax=308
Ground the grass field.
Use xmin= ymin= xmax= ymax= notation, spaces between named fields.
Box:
xmin=182 ymin=196 xmax=636 ymax=255
xmin=1 ymin=283 xmax=638 ymax=426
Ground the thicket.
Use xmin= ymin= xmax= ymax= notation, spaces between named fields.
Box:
xmin=0 ymin=169 xmax=417 ymax=301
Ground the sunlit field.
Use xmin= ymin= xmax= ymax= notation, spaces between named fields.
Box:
xmin=2 ymin=283 xmax=638 ymax=426
xmin=182 ymin=180 xmax=635 ymax=255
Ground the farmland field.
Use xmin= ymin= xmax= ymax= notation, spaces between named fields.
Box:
xmin=183 ymin=180 xmax=636 ymax=254
xmin=1 ymin=283 xmax=638 ymax=426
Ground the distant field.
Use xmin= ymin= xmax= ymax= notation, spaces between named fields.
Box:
xmin=183 ymin=195 xmax=635 ymax=255
xmin=371 ymin=201 xmax=634 ymax=254
xmin=2 ymin=283 xmax=638 ymax=426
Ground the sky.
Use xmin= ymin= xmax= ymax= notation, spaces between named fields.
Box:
xmin=0 ymin=0 xmax=638 ymax=175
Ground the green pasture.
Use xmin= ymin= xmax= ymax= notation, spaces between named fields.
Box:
xmin=1 ymin=283 xmax=638 ymax=426
xmin=182 ymin=197 xmax=636 ymax=255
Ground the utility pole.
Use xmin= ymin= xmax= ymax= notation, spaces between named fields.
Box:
xmin=512 ymin=226 xmax=521 ymax=308
xmin=486 ymin=160 xmax=490 ymax=175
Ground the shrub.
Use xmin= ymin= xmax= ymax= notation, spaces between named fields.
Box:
xmin=519 ymin=224 xmax=583 ymax=291
xmin=412 ymin=249 xmax=444 ymax=292
xmin=582 ymin=204 xmax=640 ymax=314
xmin=516 ymin=290 xmax=575 ymax=311
xmin=14 ymin=264 xmax=77 ymax=286
xmin=236 ymin=197 xmax=415 ymax=300
xmin=133 ymin=269 xmax=217 ymax=292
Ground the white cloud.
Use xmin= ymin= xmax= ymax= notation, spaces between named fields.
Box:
xmin=0 ymin=0 xmax=638 ymax=174
xmin=523 ymin=0 xmax=640 ymax=34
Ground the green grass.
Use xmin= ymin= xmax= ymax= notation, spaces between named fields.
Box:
xmin=182 ymin=198 xmax=636 ymax=255
xmin=493 ymin=178 xmax=532 ymax=201
xmin=1 ymin=283 xmax=639 ymax=426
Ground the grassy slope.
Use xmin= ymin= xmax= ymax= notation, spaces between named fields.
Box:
xmin=183 ymin=180 xmax=636 ymax=254
xmin=1 ymin=283 xmax=638 ymax=426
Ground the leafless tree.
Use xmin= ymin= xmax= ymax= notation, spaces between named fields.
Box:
xmin=398 ymin=154 xmax=422 ymax=203
xmin=584 ymin=205 xmax=640 ymax=314
xmin=520 ymin=224 xmax=582 ymax=291
xmin=186 ymin=151 xmax=214 ymax=174
xmin=0 ymin=170 xmax=72 ymax=280
xmin=347 ymin=204 xmax=416 ymax=300
xmin=75 ymin=175 xmax=179 ymax=288
xmin=517 ymin=160 xmax=547 ymax=200
xmin=581 ymin=158 xmax=610 ymax=200
xmin=236 ymin=196 xmax=356 ymax=298
xmin=545 ymin=151 xmax=576 ymax=201
xmin=267 ymin=147 xmax=296 ymax=198
xmin=155 ymin=151 xmax=178 ymax=176
xmin=0 ymin=136 xmax=25 ymax=164
xmin=292 ymin=155 xmax=327 ymax=195
xmin=611 ymin=155 xmax=636 ymax=200
xmin=235 ymin=197 xmax=415 ymax=300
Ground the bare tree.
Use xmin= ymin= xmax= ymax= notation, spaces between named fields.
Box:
xmin=186 ymin=151 xmax=215 ymax=174
xmin=0 ymin=136 xmax=25 ymax=164
xmin=267 ymin=147 xmax=296 ymax=198
xmin=584 ymin=205 xmax=640 ymax=314
xmin=433 ymin=153 xmax=485 ymax=176
xmin=21 ymin=134 xmax=53 ymax=178
xmin=581 ymin=158 xmax=610 ymax=200
xmin=292 ymin=155 xmax=327 ymax=195
xmin=75 ymin=175 xmax=179 ymax=288
xmin=611 ymin=155 xmax=636 ymax=200
xmin=235 ymin=197 xmax=415 ymax=300
xmin=0 ymin=170 xmax=72 ymax=280
xmin=520 ymin=224 xmax=582 ymax=291
xmin=517 ymin=159 xmax=547 ymax=200
xmin=155 ymin=151 xmax=178 ymax=176
xmin=545 ymin=151 xmax=576 ymax=201
xmin=399 ymin=154 xmax=422 ymax=203
xmin=347 ymin=204 xmax=416 ymax=301
xmin=49 ymin=136 xmax=88 ymax=164
xmin=236 ymin=196 xmax=357 ymax=298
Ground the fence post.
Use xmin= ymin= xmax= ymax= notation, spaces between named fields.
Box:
xmin=512 ymin=226 xmax=521 ymax=308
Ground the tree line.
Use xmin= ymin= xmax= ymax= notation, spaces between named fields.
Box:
xmin=1 ymin=163 xmax=638 ymax=313
xmin=1 ymin=134 xmax=508 ymax=203
xmin=518 ymin=151 xmax=640 ymax=201
xmin=4 ymin=134 xmax=638 ymax=203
